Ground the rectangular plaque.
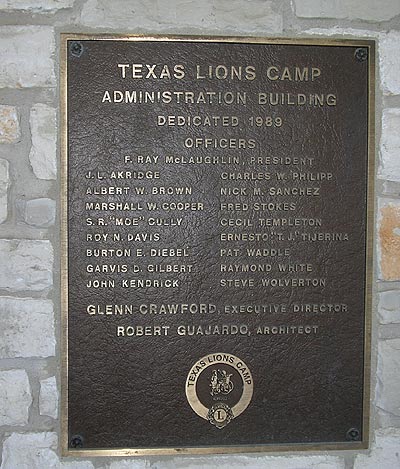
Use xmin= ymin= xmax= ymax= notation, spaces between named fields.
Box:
xmin=61 ymin=35 xmax=374 ymax=456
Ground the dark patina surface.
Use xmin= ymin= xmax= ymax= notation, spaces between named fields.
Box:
xmin=64 ymin=38 xmax=372 ymax=452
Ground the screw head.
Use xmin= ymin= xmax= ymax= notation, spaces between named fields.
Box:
xmin=70 ymin=435 xmax=83 ymax=448
xmin=70 ymin=41 xmax=83 ymax=58
xmin=346 ymin=427 xmax=360 ymax=441
xmin=355 ymin=48 xmax=368 ymax=62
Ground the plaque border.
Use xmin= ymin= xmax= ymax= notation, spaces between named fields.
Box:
xmin=60 ymin=34 xmax=375 ymax=457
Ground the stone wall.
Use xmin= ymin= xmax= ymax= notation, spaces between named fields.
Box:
xmin=0 ymin=1 xmax=399 ymax=468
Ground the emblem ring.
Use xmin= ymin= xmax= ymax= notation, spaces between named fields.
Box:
xmin=186 ymin=352 xmax=253 ymax=422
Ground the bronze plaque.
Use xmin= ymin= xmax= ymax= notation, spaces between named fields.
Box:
xmin=61 ymin=35 xmax=374 ymax=456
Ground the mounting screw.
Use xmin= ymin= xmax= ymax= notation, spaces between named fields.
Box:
xmin=355 ymin=48 xmax=368 ymax=62
xmin=70 ymin=41 xmax=83 ymax=58
xmin=346 ymin=427 xmax=360 ymax=441
xmin=70 ymin=435 xmax=84 ymax=448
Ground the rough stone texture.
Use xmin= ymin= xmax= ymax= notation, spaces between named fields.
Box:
xmin=380 ymin=31 xmax=400 ymax=96
xmin=0 ymin=0 xmax=74 ymax=12
xmin=293 ymin=0 xmax=400 ymax=21
xmin=109 ymin=461 xmax=150 ymax=469
xmin=147 ymin=456 xmax=345 ymax=468
xmin=80 ymin=0 xmax=283 ymax=33
xmin=29 ymin=104 xmax=57 ymax=180
xmin=354 ymin=428 xmax=400 ymax=468
xmin=0 ymin=369 xmax=32 ymax=426
xmin=305 ymin=27 xmax=376 ymax=37
xmin=0 ymin=26 xmax=55 ymax=88
xmin=0 ymin=159 xmax=10 ymax=224
xmin=0 ymin=240 xmax=53 ymax=291
xmin=39 ymin=376 xmax=58 ymax=419
xmin=23 ymin=198 xmax=56 ymax=227
xmin=0 ymin=105 xmax=20 ymax=143
xmin=378 ymin=200 xmax=400 ymax=281
xmin=376 ymin=339 xmax=400 ymax=420
xmin=0 ymin=432 xmax=95 ymax=469
xmin=380 ymin=109 xmax=400 ymax=183
xmin=379 ymin=291 xmax=400 ymax=325
xmin=381 ymin=179 xmax=400 ymax=198
xmin=0 ymin=297 xmax=55 ymax=358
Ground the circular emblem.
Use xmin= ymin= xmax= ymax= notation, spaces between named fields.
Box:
xmin=185 ymin=353 xmax=253 ymax=429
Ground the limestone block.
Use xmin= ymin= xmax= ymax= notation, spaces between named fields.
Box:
xmin=0 ymin=369 xmax=32 ymax=425
xmin=293 ymin=0 xmax=400 ymax=21
xmin=142 ymin=455 xmax=345 ymax=469
xmin=109 ymin=461 xmax=149 ymax=469
xmin=305 ymin=27 xmax=376 ymax=37
xmin=80 ymin=0 xmax=282 ymax=33
xmin=354 ymin=428 xmax=400 ymax=468
xmin=0 ymin=297 xmax=55 ymax=359
xmin=380 ymin=31 xmax=400 ymax=96
xmin=379 ymin=291 xmax=400 ymax=325
xmin=378 ymin=200 xmax=400 ymax=281
xmin=29 ymin=104 xmax=56 ymax=180
xmin=380 ymin=109 xmax=400 ymax=182
xmin=1 ymin=432 xmax=95 ymax=468
xmin=0 ymin=105 xmax=20 ymax=143
xmin=39 ymin=376 xmax=58 ymax=419
xmin=0 ymin=239 xmax=53 ymax=291
xmin=0 ymin=0 xmax=74 ymax=12
xmin=23 ymin=198 xmax=56 ymax=227
xmin=0 ymin=159 xmax=10 ymax=224
xmin=0 ymin=26 xmax=55 ymax=88
xmin=376 ymin=338 xmax=400 ymax=418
